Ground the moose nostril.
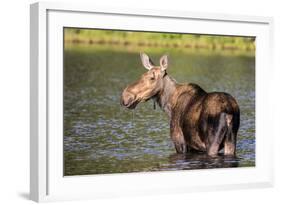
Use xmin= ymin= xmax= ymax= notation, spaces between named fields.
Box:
xmin=121 ymin=90 xmax=136 ymax=107
xmin=123 ymin=96 xmax=133 ymax=106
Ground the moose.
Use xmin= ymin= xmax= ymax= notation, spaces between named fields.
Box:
xmin=120 ymin=53 xmax=240 ymax=156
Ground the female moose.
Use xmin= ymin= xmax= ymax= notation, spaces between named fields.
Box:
xmin=121 ymin=53 xmax=240 ymax=156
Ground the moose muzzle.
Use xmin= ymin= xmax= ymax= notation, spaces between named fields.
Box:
xmin=121 ymin=90 xmax=138 ymax=109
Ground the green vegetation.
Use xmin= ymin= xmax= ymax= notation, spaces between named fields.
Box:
xmin=64 ymin=28 xmax=255 ymax=53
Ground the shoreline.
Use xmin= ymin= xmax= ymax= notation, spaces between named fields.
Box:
xmin=64 ymin=38 xmax=255 ymax=52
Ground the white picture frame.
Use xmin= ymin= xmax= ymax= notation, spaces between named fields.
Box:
xmin=30 ymin=2 xmax=274 ymax=202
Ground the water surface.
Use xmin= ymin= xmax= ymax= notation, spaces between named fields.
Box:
xmin=64 ymin=45 xmax=255 ymax=176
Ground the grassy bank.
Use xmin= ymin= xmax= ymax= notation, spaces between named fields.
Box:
xmin=64 ymin=28 xmax=255 ymax=52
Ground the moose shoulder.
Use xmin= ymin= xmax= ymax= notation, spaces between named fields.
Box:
xmin=121 ymin=53 xmax=240 ymax=156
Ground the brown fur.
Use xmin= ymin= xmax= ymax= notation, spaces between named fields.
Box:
xmin=121 ymin=53 xmax=240 ymax=156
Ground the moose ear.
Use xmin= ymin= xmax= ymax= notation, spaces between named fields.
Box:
xmin=140 ymin=52 xmax=154 ymax=70
xmin=160 ymin=54 xmax=168 ymax=71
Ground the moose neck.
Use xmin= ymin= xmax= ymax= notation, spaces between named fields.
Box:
xmin=155 ymin=74 xmax=177 ymax=118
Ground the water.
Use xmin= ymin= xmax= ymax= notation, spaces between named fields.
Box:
xmin=64 ymin=45 xmax=255 ymax=176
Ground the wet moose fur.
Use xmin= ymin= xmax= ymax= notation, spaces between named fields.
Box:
xmin=121 ymin=53 xmax=240 ymax=156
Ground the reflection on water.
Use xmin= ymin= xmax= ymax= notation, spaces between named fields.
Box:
xmin=64 ymin=45 xmax=255 ymax=176
xmin=166 ymin=153 xmax=239 ymax=170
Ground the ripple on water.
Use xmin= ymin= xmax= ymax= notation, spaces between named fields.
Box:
xmin=64 ymin=49 xmax=255 ymax=175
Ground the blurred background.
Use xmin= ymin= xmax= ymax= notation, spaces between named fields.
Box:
xmin=63 ymin=28 xmax=255 ymax=176
xmin=65 ymin=28 xmax=255 ymax=53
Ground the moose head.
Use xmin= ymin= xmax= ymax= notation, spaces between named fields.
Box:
xmin=121 ymin=53 xmax=168 ymax=109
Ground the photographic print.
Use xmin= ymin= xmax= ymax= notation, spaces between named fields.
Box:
xmin=63 ymin=28 xmax=255 ymax=176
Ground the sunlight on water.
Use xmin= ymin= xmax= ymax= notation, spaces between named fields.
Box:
xmin=63 ymin=46 xmax=255 ymax=176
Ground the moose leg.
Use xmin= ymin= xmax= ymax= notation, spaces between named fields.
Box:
xmin=224 ymin=138 xmax=236 ymax=155
xmin=207 ymin=113 xmax=228 ymax=156
xmin=224 ymin=113 xmax=238 ymax=155
xmin=224 ymin=130 xmax=237 ymax=155
xmin=170 ymin=123 xmax=187 ymax=153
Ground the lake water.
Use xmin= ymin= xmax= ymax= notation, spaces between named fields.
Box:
xmin=63 ymin=45 xmax=255 ymax=176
